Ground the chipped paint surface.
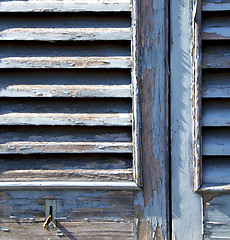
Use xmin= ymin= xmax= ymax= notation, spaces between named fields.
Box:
xmin=134 ymin=0 xmax=169 ymax=238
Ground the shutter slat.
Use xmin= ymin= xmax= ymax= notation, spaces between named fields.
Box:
xmin=203 ymin=100 xmax=230 ymax=126
xmin=0 ymin=28 xmax=131 ymax=41
xmin=202 ymin=27 xmax=230 ymax=40
xmin=0 ymin=85 xmax=131 ymax=98
xmin=202 ymin=43 xmax=230 ymax=68
xmin=0 ymin=113 xmax=132 ymax=126
xmin=0 ymin=0 xmax=131 ymax=13
xmin=0 ymin=57 xmax=131 ymax=69
xmin=0 ymin=142 xmax=133 ymax=154
xmin=202 ymin=1 xmax=230 ymax=11
xmin=203 ymin=128 xmax=230 ymax=155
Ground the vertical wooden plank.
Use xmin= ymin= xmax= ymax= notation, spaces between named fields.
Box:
xmin=171 ymin=0 xmax=203 ymax=239
xmin=134 ymin=0 xmax=170 ymax=239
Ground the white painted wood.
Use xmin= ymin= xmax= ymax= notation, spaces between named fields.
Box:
xmin=0 ymin=142 xmax=133 ymax=154
xmin=0 ymin=57 xmax=132 ymax=69
xmin=0 ymin=0 xmax=131 ymax=12
xmin=171 ymin=0 xmax=203 ymax=238
xmin=0 ymin=181 xmax=139 ymax=190
xmin=0 ymin=113 xmax=132 ymax=126
xmin=0 ymin=28 xmax=131 ymax=41
xmin=0 ymin=85 xmax=131 ymax=98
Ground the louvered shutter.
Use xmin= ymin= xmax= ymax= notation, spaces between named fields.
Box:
xmin=0 ymin=0 xmax=140 ymax=189
xmin=201 ymin=0 xmax=230 ymax=188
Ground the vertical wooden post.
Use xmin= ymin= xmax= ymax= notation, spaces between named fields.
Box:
xmin=134 ymin=0 xmax=170 ymax=239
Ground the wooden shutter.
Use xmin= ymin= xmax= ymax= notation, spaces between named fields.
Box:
xmin=201 ymin=0 xmax=230 ymax=189
xmin=0 ymin=0 xmax=140 ymax=189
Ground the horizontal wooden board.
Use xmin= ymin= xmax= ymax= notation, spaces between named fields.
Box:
xmin=202 ymin=42 xmax=230 ymax=69
xmin=0 ymin=222 xmax=134 ymax=240
xmin=203 ymin=99 xmax=230 ymax=126
xmin=0 ymin=14 xmax=131 ymax=29
xmin=0 ymin=0 xmax=131 ymax=13
xmin=0 ymin=28 xmax=131 ymax=41
xmin=202 ymin=14 xmax=230 ymax=40
xmin=204 ymin=194 xmax=230 ymax=239
xmin=0 ymin=142 xmax=133 ymax=154
xmin=0 ymin=57 xmax=132 ymax=69
xmin=0 ymin=85 xmax=131 ymax=98
xmin=203 ymin=70 xmax=230 ymax=98
xmin=0 ymin=169 xmax=133 ymax=182
xmin=203 ymin=157 xmax=230 ymax=184
xmin=0 ymin=68 xmax=130 ymax=86
xmin=203 ymin=128 xmax=230 ymax=155
xmin=0 ymin=190 xmax=133 ymax=239
xmin=0 ymin=126 xmax=132 ymax=143
xmin=202 ymin=1 xmax=230 ymax=11
xmin=0 ymin=113 xmax=132 ymax=126
xmin=0 ymin=98 xmax=131 ymax=113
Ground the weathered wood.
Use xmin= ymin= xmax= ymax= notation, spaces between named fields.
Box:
xmin=203 ymin=100 xmax=230 ymax=126
xmin=202 ymin=43 xmax=230 ymax=69
xmin=0 ymin=142 xmax=133 ymax=154
xmin=0 ymin=85 xmax=131 ymax=98
xmin=134 ymin=0 xmax=170 ymax=238
xmin=0 ymin=190 xmax=134 ymax=239
xmin=0 ymin=181 xmax=138 ymax=190
xmin=0 ymin=28 xmax=131 ymax=41
xmin=0 ymin=57 xmax=132 ymax=69
xmin=0 ymin=0 xmax=131 ymax=12
xmin=203 ymin=128 xmax=230 ymax=155
xmin=171 ymin=0 xmax=203 ymax=238
xmin=0 ymin=113 xmax=132 ymax=126
xmin=202 ymin=1 xmax=230 ymax=11
xmin=203 ymin=194 xmax=230 ymax=239
xmin=0 ymin=169 xmax=133 ymax=182
xmin=203 ymin=157 xmax=230 ymax=184
xmin=0 ymin=222 xmax=134 ymax=240
xmin=0 ymin=126 xmax=132 ymax=143
xmin=202 ymin=14 xmax=230 ymax=40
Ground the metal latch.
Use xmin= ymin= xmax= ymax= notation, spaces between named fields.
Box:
xmin=43 ymin=199 xmax=57 ymax=230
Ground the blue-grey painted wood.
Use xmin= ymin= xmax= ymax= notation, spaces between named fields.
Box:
xmin=133 ymin=0 xmax=170 ymax=239
xmin=171 ymin=0 xmax=203 ymax=239
xmin=202 ymin=1 xmax=230 ymax=11
xmin=203 ymin=194 xmax=230 ymax=239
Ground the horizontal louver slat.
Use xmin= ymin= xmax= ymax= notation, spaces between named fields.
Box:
xmin=0 ymin=0 xmax=131 ymax=12
xmin=0 ymin=28 xmax=131 ymax=41
xmin=0 ymin=142 xmax=133 ymax=154
xmin=0 ymin=57 xmax=132 ymax=69
xmin=0 ymin=85 xmax=132 ymax=98
xmin=202 ymin=1 xmax=230 ymax=11
xmin=0 ymin=113 xmax=132 ymax=126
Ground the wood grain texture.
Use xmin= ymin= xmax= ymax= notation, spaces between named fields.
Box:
xmin=0 ymin=142 xmax=133 ymax=154
xmin=134 ymin=0 xmax=170 ymax=239
xmin=202 ymin=43 xmax=230 ymax=69
xmin=171 ymin=0 xmax=203 ymax=238
xmin=0 ymin=57 xmax=132 ymax=69
xmin=0 ymin=190 xmax=134 ymax=239
xmin=0 ymin=28 xmax=131 ymax=41
xmin=203 ymin=194 xmax=230 ymax=239
xmin=0 ymin=0 xmax=131 ymax=12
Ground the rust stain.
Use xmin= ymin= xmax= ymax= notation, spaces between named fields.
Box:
xmin=141 ymin=68 xmax=162 ymax=206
